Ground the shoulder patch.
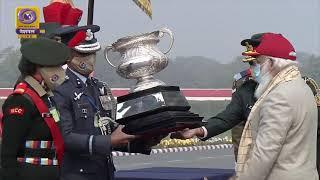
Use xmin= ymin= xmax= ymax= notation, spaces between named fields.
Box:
xmin=13 ymin=82 xmax=28 ymax=95
xmin=8 ymin=107 xmax=25 ymax=116
xmin=232 ymin=69 xmax=254 ymax=93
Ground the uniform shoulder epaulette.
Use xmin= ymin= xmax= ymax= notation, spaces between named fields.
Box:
xmin=64 ymin=75 xmax=70 ymax=81
xmin=233 ymin=69 xmax=252 ymax=82
xmin=90 ymin=77 xmax=99 ymax=84
xmin=232 ymin=69 xmax=253 ymax=94
xmin=53 ymin=76 xmax=69 ymax=90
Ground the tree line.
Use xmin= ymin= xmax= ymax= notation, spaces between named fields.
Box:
xmin=0 ymin=47 xmax=319 ymax=88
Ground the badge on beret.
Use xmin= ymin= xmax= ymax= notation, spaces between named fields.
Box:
xmin=8 ymin=107 xmax=25 ymax=116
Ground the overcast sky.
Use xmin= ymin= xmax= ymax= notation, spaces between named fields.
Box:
xmin=0 ymin=0 xmax=319 ymax=63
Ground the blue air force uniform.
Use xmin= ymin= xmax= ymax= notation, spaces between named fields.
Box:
xmin=53 ymin=68 xmax=151 ymax=180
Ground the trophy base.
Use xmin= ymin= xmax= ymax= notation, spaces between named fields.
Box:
xmin=122 ymin=110 xmax=204 ymax=135
xmin=116 ymin=86 xmax=204 ymax=135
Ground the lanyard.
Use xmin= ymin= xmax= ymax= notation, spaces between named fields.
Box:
xmin=85 ymin=94 xmax=112 ymax=135
xmin=85 ymin=94 xmax=99 ymax=113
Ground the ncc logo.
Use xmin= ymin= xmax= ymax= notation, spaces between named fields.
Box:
xmin=9 ymin=107 xmax=25 ymax=116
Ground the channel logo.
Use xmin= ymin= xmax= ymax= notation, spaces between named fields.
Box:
xmin=15 ymin=6 xmax=40 ymax=39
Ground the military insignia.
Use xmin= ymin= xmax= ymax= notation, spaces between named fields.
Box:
xmin=99 ymin=116 xmax=113 ymax=135
xmin=232 ymin=88 xmax=237 ymax=94
xmin=94 ymin=113 xmax=112 ymax=135
xmin=233 ymin=69 xmax=251 ymax=82
xmin=232 ymin=69 xmax=252 ymax=94
xmin=99 ymin=95 xmax=113 ymax=111
xmin=85 ymin=29 xmax=94 ymax=41
xmin=49 ymin=107 xmax=60 ymax=122
xmin=8 ymin=107 xmax=25 ymax=116
xmin=99 ymin=87 xmax=105 ymax=95
xmin=76 ymin=80 xmax=81 ymax=86
xmin=242 ymin=42 xmax=258 ymax=62
xmin=246 ymin=104 xmax=253 ymax=110
xmin=74 ymin=92 xmax=84 ymax=101
xmin=245 ymin=42 xmax=254 ymax=51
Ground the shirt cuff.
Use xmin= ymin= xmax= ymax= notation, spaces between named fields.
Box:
xmin=197 ymin=126 xmax=208 ymax=139
xmin=93 ymin=135 xmax=112 ymax=156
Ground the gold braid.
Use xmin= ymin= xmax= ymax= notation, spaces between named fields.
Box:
xmin=304 ymin=77 xmax=320 ymax=106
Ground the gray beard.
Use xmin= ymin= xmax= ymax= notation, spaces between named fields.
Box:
xmin=255 ymin=72 xmax=273 ymax=99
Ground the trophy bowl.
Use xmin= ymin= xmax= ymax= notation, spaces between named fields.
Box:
xmin=104 ymin=27 xmax=174 ymax=92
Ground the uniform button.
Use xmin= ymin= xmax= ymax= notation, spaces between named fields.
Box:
xmin=80 ymin=169 xmax=84 ymax=172
xmin=84 ymin=115 xmax=87 ymax=119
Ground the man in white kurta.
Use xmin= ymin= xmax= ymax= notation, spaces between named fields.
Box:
xmin=236 ymin=33 xmax=318 ymax=180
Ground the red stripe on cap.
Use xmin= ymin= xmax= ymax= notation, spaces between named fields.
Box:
xmin=68 ymin=31 xmax=86 ymax=48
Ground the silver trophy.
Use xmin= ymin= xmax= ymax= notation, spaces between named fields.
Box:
xmin=104 ymin=27 xmax=174 ymax=92
xmin=104 ymin=28 xmax=202 ymax=135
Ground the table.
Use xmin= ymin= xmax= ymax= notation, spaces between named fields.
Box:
xmin=115 ymin=167 xmax=235 ymax=180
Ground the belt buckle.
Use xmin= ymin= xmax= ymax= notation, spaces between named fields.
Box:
xmin=41 ymin=113 xmax=53 ymax=118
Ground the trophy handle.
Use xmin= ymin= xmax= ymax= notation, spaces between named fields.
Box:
xmin=104 ymin=45 xmax=117 ymax=68
xmin=158 ymin=27 xmax=174 ymax=54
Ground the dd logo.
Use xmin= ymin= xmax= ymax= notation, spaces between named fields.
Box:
xmin=18 ymin=8 xmax=37 ymax=24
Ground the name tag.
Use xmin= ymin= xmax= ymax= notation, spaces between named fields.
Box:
xmin=49 ymin=107 xmax=60 ymax=122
